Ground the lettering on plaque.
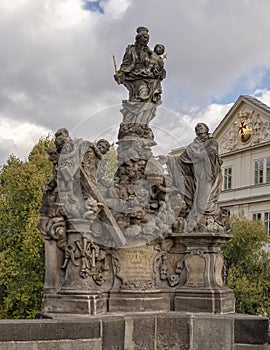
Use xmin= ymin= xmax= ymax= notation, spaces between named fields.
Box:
xmin=117 ymin=245 xmax=156 ymax=282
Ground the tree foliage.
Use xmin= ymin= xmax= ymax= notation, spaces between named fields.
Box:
xmin=0 ymin=137 xmax=54 ymax=319
xmin=222 ymin=216 xmax=270 ymax=317
xmin=0 ymin=138 xmax=117 ymax=319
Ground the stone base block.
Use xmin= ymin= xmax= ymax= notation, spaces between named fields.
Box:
xmin=4 ymin=312 xmax=269 ymax=350
xmin=234 ymin=345 xmax=269 ymax=350
xmin=174 ymin=287 xmax=235 ymax=313
xmin=108 ymin=290 xmax=171 ymax=312
xmin=234 ymin=314 xmax=270 ymax=345
xmin=42 ymin=293 xmax=108 ymax=315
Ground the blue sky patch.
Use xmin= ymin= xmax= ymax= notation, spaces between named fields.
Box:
xmin=83 ymin=1 xmax=104 ymax=13
xmin=213 ymin=67 xmax=270 ymax=105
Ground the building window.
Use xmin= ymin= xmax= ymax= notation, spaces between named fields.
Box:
xmin=252 ymin=212 xmax=262 ymax=221
xmin=266 ymin=158 xmax=270 ymax=183
xmin=253 ymin=212 xmax=270 ymax=233
xmin=223 ymin=167 xmax=232 ymax=190
xmin=254 ymin=159 xmax=264 ymax=185
xmin=264 ymin=212 xmax=270 ymax=233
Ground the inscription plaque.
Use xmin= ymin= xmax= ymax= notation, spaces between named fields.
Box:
xmin=117 ymin=245 xmax=156 ymax=284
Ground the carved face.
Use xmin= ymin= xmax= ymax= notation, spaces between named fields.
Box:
xmin=143 ymin=223 xmax=154 ymax=235
xmin=136 ymin=32 xmax=149 ymax=46
xmin=137 ymin=160 xmax=146 ymax=173
xmin=136 ymin=188 xmax=149 ymax=203
xmin=55 ymin=129 xmax=69 ymax=152
xmin=97 ymin=140 xmax=110 ymax=154
xmin=154 ymin=44 xmax=165 ymax=55
xmin=160 ymin=265 xmax=168 ymax=279
xmin=195 ymin=123 xmax=209 ymax=137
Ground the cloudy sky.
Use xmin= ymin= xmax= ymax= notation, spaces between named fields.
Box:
xmin=1 ymin=0 xmax=270 ymax=165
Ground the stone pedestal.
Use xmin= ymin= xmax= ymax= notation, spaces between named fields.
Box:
xmin=41 ymin=222 xmax=114 ymax=316
xmin=42 ymin=292 xmax=108 ymax=316
xmin=41 ymin=237 xmax=110 ymax=315
xmin=41 ymin=230 xmax=235 ymax=315
xmin=174 ymin=288 xmax=235 ymax=314
xmin=109 ymin=290 xmax=171 ymax=312
xmin=173 ymin=232 xmax=235 ymax=313
xmin=107 ymin=244 xmax=171 ymax=312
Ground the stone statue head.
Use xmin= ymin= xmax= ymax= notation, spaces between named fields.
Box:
xmin=137 ymin=26 xmax=149 ymax=34
xmin=54 ymin=128 xmax=70 ymax=153
xmin=154 ymin=44 xmax=165 ymax=56
xmin=135 ymin=26 xmax=149 ymax=46
xmin=97 ymin=139 xmax=110 ymax=154
xmin=195 ymin=123 xmax=209 ymax=137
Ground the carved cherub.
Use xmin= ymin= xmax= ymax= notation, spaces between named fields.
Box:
xmin=147 ymin=44 xmax=166 ymax=79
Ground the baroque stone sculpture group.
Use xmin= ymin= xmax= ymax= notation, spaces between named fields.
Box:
xmin=38 ymin=27 xmax=234 ymax=315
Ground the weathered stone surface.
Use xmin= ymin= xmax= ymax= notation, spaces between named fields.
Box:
xmin=193 ymin=315 xmax=234 ymax=350
xmin=0 ymin=340 xmax=102 ymax=350
xmin=42 ymin=293 xmax=108 ymax=316
xmin=174 ymin=287 xmax=235 ymax=313
xmin=0 ymin=313 xmax=269 ymax=349
xmin=102 ymin=317 xmax=125 ymax=350
xmin=116 ymin=245 xmax=156 ymax=287
xmin=156 ymin=314 xmax=191 ymax=350
xmin=132 ymin=316 xmax=155 ymax=350
xmin=108 ymin=291 xmax=171 ymax=312
xmin=234 ymin=345 xmax=269 ymax=350
xmin=185 ymin=254 xmax=206 ymax=287
xmin=234 ymin=314 xmax=269 ymax=345
xmin=0 ymin=319 xmax=100 ymax=342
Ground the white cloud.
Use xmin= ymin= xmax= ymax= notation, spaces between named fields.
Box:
xmin=0 ymin=0 xmax=29 ymax=19
xmin=102 ymin=0 xmax=131 ymax=19
xmin=151 ymin=101 xmax=233 ymax=153
xmin=254 ymin=89 xmax=270 ymax=107
xmin=0 ymin=117 xmax=51 ymax=164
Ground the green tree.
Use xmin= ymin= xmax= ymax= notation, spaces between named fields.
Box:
xmin=222 ymin=216 xmax=270 ymax=317
xmin=0 ymin=137 xmax=54 ymax=319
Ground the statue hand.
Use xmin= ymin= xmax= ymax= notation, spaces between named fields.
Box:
xmin=114 ymin=71 xmax=125 ymax=84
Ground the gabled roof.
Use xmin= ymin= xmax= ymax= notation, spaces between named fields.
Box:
xmin=243 ymin=95 xmax=270 ymax=114
xmin=213 ymin=95 xmax=270 ymax=139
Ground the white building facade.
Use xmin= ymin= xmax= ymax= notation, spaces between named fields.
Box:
xmin=213 ymin=95 xmax=270 ymax=234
